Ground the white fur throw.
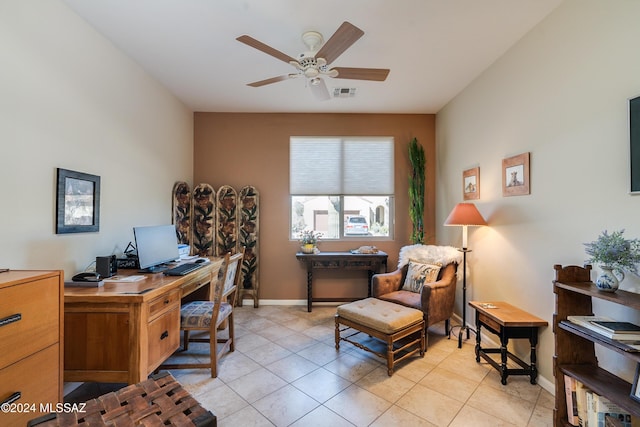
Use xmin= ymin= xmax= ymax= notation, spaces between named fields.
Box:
xmin=398 ymin=244 xmax=463 ymax=269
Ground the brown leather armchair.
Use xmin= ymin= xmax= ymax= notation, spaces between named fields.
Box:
xmin=372 ymin=245 xmax=460 ymax=348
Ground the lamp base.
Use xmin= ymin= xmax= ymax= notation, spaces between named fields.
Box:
xmin=451 ymin=324 xmax=477 ymax=348
xmin=455 ymin=247 xmax=473 ymax=349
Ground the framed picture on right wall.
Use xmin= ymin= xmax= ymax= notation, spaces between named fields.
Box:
xmin=463 ymin=167 xmax=480 ymax=200
xmin=502 ymin=152 xmax=530 ymax=196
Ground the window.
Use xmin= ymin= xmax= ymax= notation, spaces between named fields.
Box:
xmin=290 ymin=137 xmax=394 ymax=240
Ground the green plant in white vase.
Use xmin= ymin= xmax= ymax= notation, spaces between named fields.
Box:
xmin=584 ymin=229 xmax=640 ymax=292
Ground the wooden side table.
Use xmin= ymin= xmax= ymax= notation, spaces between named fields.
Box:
xmin=469 ymin=301 xmax=548 ymax=385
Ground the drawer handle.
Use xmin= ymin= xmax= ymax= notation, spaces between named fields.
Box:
xmin=0 ymin=313 xmax=21 ymax=328
xmin=160 ymin=331 xmax=169 ymax=340
xmin=164 ymin=299 xmax=170 ymax=305
xmin=1 ymin=392 xmax=22 ymax=406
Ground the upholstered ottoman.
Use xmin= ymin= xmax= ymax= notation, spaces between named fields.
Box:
xmin=335 ymin=297 xmax=425 ymax=376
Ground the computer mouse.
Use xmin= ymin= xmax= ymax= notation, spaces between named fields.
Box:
xmin=195 ymin=258 xmax=206 ymax=264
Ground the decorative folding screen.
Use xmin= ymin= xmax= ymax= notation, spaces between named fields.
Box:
xmin=172 ymin=182 xmax=259 ymax=307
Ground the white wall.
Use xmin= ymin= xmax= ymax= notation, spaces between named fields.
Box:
xmin=0 ymin=1 xmax=193 ymax=277
xmin=436 ymin=0 xmax=640 ymax=390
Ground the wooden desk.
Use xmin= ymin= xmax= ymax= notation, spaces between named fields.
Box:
xmin=469 ymin=301 xmax=548 ymax=385
xmin=296 ymin=251 xmax=388 ymax=312
xmin=64 ymin=261 xmax=217 ymax=384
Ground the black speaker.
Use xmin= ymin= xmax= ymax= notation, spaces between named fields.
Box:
xmin=96 ymin=255 xmax=117 ymax=278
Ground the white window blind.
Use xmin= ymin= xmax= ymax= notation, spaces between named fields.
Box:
xmin=290 ymin=137 xmax=394 ymax=195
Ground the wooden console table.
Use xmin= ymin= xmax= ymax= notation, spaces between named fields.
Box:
xmin=469 ymin=301 xmax=547 ymax=385
xmin=296 ymin=251 xmax=387 ymax=312
xmin=64 ymin=261 xmax=217 ymax=384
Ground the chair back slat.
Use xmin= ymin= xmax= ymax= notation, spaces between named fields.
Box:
xmin=221 ymin=252 xmax=244 ymax=300
xmin=206 ymin=257 xmax=225 ymax=301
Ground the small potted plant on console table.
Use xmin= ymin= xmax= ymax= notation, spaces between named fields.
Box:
xmin=300 ymin=230 xmax=321 ymax=254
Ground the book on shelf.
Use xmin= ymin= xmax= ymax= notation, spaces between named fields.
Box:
xmin=591 ymin=321 xmax=640 ymax=334
xmin=602 ymin=413 xmax=634 ymax=427
xmin=569 ymin=377 xmax=640 ymax=427
xmin=575 ymin=380 xmax=590 ymax=427
xmin=587 ymin=389 xmax=596 ymax=427
xmin=567 ymin=315 xmax=614 ymax=328
xmin=593 ymin=392 xmax=635 ymax=427
xmin=565 ymin=374 xmax=580 ymax=426
xmin=566 ymin=316 xmax=640 ymax=341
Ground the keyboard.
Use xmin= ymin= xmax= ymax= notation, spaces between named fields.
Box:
xmin=163 ymin=262 xmax=204 ymax=276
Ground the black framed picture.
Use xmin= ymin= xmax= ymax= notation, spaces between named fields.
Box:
xmin=630 ymin=96 xmax=640 ymax=194
xmin=56 ymin=168 xmax=100 ymax=234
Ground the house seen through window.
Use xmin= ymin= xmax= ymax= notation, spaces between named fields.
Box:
xmin=290 ymin=137 xmax=394 ymax=240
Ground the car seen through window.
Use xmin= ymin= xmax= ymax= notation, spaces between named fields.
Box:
xmin=345 ymin=215 xmax=369 ymax=235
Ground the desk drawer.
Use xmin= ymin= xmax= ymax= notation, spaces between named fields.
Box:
xmin=0 ymin=277 xmax=59 ymax=369
xmin=0 ymin=344 xmax=60 ymax=427
xmin=147 ymin=307 xmax=180 ymax=371
xmin=148 ymin=290 xmax=180 ymax=320
xmin=343 ymin=259 xmax=376 ymax=269
xmin=479 ymin=313 xmax=501 ymax=334
xmin=311 ymin=260 xmax=340 ymax=269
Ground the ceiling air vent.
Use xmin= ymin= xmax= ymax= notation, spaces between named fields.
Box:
xmin=333 ymin=87 xmax=356 ymax=98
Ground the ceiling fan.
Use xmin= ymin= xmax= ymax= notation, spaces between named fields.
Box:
xmin=236 ymin=21 xmax=390 ymax=100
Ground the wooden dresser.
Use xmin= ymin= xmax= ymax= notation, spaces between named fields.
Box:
xmin=0 ymin=270 xmax=64 ymax=427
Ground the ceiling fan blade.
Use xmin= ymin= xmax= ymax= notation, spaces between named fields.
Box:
xmin=310 ymin=78 xmax=330 ymax=101
xmin=331 ymin=67 xmax=390 ymax=81
xmin=315 ymin=21 xmax=364 ymax=65
xmin=236 ymin=35 xmax=298 ymax=64
xmin=247 ymin=75 xmax=291 ymax=87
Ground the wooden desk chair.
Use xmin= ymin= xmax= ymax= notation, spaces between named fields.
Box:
xmin=162 ymin=251 xmax=243 ymax=377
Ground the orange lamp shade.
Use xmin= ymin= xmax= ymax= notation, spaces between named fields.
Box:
xmin=444 ymin=203 xmax=487 ymax=249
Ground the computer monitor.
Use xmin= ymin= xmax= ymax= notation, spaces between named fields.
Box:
xmin=133 ymin=225 xmax=180 ymax=273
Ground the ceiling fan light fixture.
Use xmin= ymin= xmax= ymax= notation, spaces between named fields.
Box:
xmin=302 ymin=31 xmax=323 ymax=52
xmin=304 ymin=67 xmax=319 ymax=78
xmin=326 ymin=69 xmax=339 ymax=78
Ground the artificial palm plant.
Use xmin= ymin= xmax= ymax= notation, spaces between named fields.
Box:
xmin=408 ymin=137 xmax=425 ymax=244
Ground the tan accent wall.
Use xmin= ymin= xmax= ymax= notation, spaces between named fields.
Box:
xmin=194 ymin=113 xmax=435 ymax=301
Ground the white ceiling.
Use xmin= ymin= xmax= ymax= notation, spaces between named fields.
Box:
xmin=62 ymin=0 xmax=562 ymax=114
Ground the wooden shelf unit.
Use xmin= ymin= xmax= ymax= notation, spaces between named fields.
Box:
xmin=553 ymin=264 xmax=640 ymax=426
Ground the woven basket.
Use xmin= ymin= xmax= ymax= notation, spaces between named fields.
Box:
xmin=28 ymin=372 xmax=216 ymax=427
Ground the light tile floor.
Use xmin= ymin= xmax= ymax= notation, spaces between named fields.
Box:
xmin=67 ymin=304 xmax=554 ymax=426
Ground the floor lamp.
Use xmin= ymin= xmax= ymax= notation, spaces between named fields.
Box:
xmin=444 ymin=203 xmax=487 ymax=348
